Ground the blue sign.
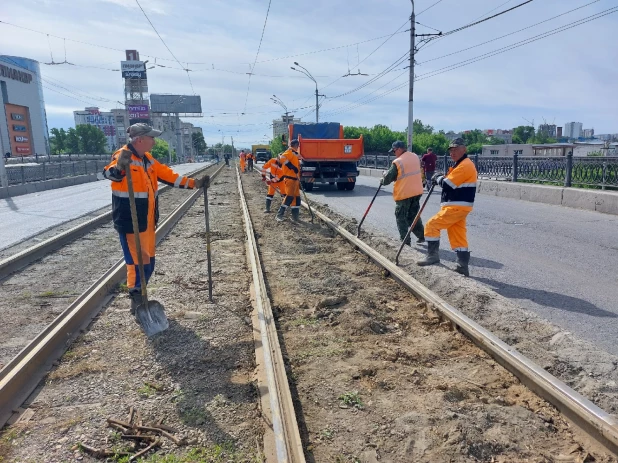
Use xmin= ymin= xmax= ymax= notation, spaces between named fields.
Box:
xmin=12 ymin=125 xmax=26 ymax=132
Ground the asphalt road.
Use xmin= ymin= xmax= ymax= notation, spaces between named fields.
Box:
xmin=306 ymin=176 xmax=618 ymax=356
xmin=0 ymin=162 xmax=213 ymax=250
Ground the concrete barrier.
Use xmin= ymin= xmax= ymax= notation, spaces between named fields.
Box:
xmin=0 ymin=174 xmax=99 ymax=200
xmin=358 ymin=167 xmax=618 ymax=216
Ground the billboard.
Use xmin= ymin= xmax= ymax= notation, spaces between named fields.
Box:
xmin=128 ymin=104 xmax=150 ymax=119
xmin=5 ymin=104 xmax=32 ymax=156
xmin=121 ymin=61 xmax=145 ymax=72
xmin=150 ymin=94 xmax=202 ymax=115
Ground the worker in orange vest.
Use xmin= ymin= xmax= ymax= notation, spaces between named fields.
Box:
xmin=103 ymin=123 xmax=209 ymax=314
xmin=246 ymin=151 xmax=255 ymax=172
xmin=275 ymin=139 xmax=301 ymax=222
xmin=380 ymin=140 xmax=425 ymax=245
xmin=261 ymin=156 xmax=285 ymax=212
xmin=239 ymin=150 xmax=247 ymax=173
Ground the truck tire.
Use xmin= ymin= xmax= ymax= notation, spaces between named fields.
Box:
xmin=345 ymin=182 xmax=356 ymax=191
xmin=302 ymin=182 xmax=314 ymax=192
xmin=336 ymin=182 xmax=346 ymax=191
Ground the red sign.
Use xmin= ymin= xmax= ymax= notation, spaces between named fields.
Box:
xmin=16 ymin=146 xmax=31 ymax=154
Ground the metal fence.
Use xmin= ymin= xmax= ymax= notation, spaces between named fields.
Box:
xmin=358 ymin=154 xmax=618 ymax=189
xmin=5 ymin=160 xmax=108 ymax=186
xmin=5 ymin=154 xmax=112 ymax=165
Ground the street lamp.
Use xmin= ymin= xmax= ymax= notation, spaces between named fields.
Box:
xmin=290 ymin=62 xmax=322 ymax=123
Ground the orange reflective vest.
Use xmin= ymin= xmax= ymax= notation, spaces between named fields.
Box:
xmin=392 ymin=151 xmax=423 ymax=201
xmin=279 ymin=148 xmax=300 ymax=182
xmin=103 ymin=145 xmax=195 ymax=234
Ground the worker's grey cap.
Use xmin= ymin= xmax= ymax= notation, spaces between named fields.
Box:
xmin=290 ymin=138 xmax=299 ymax=146
xmin=448 ymin=137 xmax=466 ymax=149
xmin=127 ymin=123 xmax=162 ymax=138
xmin=389 ymin=140 xmax=406 ymax=152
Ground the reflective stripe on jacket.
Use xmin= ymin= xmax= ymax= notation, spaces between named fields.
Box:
xmin=438 ymin=155 xmax=477 ymax=209
xmin=392 ymin=151 xmax=424 ymax=201
xmin=279 ymin=148 xmax=300 ymax=181
xmin=103 ymin=144 xmax=196 ymax=234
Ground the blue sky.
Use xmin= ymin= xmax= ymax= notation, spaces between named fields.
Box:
xmin=2 ymin=0 xmax=617 ymax=147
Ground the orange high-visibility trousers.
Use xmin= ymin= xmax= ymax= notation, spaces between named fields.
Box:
xmin=424 ymin=206 xmax=471 ymax=252
xmin=119 ymin=209 xmax=156 ymax=292
xmin=240 ymin=158 xmax=246 ymax=173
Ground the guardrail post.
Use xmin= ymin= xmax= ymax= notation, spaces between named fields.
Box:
xmin=20 ymin=166 xmax=25 ymax=184
xmin=565 ymin=153 xmax=573 ymax=188
xmin=473 ymin=154 xmax=479 ymax=170
xmin=374 ymin=154 xmax=378 ymax=169
xmin=602 ymin=161 xmax=607 ymax=190
xmin=72 ymin=162 xmax=76 ymax=177
xmin=84 ymin=161 xmax=87 ymax=175
xmin=443 ymin=154 xmax=448 ymax=173
xmin=512 ymin=154 xmax=518 ymax=182
xmin=42 ymin=162 xmax=46 ymax=181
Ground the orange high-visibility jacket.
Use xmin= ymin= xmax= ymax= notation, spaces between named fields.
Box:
xmin=435 ymin=155 xmax=477 ymax=210
xmin=392 ymin=151 xmax=423 ymax=201
xmin=279 ymin=148 xmax=300 ymax=182
xmin=103 ymin=145 xmax=195 ymax=234
xmin=262 ymin=157 xmax=285 ymax=193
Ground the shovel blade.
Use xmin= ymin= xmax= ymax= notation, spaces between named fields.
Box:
xmin=135 ymin=300 xmax=169 ymax=337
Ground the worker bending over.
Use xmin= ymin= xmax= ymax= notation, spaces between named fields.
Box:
xmin=275 ymin=139 xmax=301 ymax=222
xmin=103 ymin=123 xmax=209 ymax=313
xmin=381 ymin=141 xmax=425 ymax=245
xmin=262 ymin=156 xmax=285 ymax=213
xmin=417 ymin=138 xmax=477 ymax=276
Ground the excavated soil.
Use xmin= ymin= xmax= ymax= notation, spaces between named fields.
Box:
xmin=0 ymin=167 xmax=262 ymax=462
xmin=241 ymin=170 xmax=616 ymax=463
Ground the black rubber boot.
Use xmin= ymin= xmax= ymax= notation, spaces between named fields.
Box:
xmin=455 ymin=251 xmax=471 ymax=277
xmin=415 ymin=229 xmax=425 ymax=244
xmin=275 ymin=206 xmax=286 ymax=222
xmin=129 ymin=290 xmax=141 ymax=316
xmin=291 ymin=208 xmax=300 ymax=223
xmin=264 ymin=198 xmax=272 ymax=213
xmin=417 ymin=240 xmax=440 ymax=266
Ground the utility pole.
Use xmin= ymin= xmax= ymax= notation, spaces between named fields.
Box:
xmin=175 ymin=114 xmax=183 ymax=163
xmin=407 ymin=0 xmax=415 ymax=149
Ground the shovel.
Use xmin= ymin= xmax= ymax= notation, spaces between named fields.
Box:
xmin=357 ymin=183 xmax=382 ymax=237
xmin=395 ymin=184 xmax=435 ymax=266
xmin=298 ymin=176 xmax=314 ymax=223
xmin=125 ymin=163 xmax=169 ymax=337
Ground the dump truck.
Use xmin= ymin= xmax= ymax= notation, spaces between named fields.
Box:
xmin=251 ymin=144 xmax=271 ymax=163
xmin=286 ymin=122 xmax=364 ymax=191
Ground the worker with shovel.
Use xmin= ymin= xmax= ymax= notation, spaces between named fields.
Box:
xmin=103 ymin=124 xmax=209 ymax=329
xmin=261 ymin=156 xmax=285 ymax=213
xmin=380 ymin=140 xmax=425 ymax=245
xmin=417 ymin=137 xmax=477 ymax=276
xmin=275 ymin=139 xmax=302 ymax=222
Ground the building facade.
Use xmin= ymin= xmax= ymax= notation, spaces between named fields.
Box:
xmin=564 ymin=122 xmax=583 ymax=139
xmin=73 ymin=107 xmax=117 ymax=152
xmin=481 ymin=144 xmax=533 ymax=157
xmin=582 ymin=128 xmax=594 ymax=139
xmin=538 ymin=124 xmax=557 ymax=139
xmin=0 ymin=55 xmax=49 ymax=157
xmin=273 ymin=114 xmax=301 ymax=139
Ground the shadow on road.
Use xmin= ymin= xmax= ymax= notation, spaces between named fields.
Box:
xmin=473 ymin=277 xmax=618 ymax=318
xmin=309 ymin=183 xmax=390 ymax=199
xmin=439 ymin=250 xmax=504 ymax=270
xmin=3 ymin=197 xmax=18 ymax=211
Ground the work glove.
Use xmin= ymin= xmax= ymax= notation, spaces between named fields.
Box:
xmin=432 ymin=174 xmax=443 ymax=186
xmin=194 ymin=175 xmax=210 ymax=189
xmin=116 ymin=149 xmax=132 ymax=171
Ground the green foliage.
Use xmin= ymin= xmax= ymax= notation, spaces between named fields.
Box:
xmin=54 ymin=125 xmax=108 ymax=154
xmin=412 ymin=119 xmax=433 ymax=135
xmin=191 ymin=132 xmax=207 ymax=155
xmin=513 ymin=125 xmax=535 ymax=144
xmin=151 ymin=138 xmax=170 ymax=161
xmin=270 ymin=136 xmax=285 ymax=157
xmin=49 ymin=127 xmax=68 ymax=154
xmin=338 ymin=390 xmax=363 ymax=409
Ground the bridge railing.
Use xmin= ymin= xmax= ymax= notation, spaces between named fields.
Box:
xmin=5 ymin=161 xmax=109 ymax=186
xmin=358 ymin=154 xmax=618 ymax=189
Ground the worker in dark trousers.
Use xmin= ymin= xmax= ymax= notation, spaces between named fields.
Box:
xmin=103 ymin=124 xmax=209 ymax=313
xmin=381 ymin=140 xmax=425 ymax=245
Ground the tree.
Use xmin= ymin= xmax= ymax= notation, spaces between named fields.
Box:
xmin=191 ymin=132 xmax=207 ymax=155
xmin=49 ymin=128 xmax=67 ymax=154
xmin=76 ymin=125 xmax=107 ymax=154
xmin=151 ymin=138 xmax=170 ymax=161
xmin=412 ymin=119 xmax=433 ymax=136
xmin=513 ymin=126 xmax=535 ymax=144
xmin=65 ymin=128 xmax=80 ymax=153
xmin=270 ymin=136 xmax=285 ymax=157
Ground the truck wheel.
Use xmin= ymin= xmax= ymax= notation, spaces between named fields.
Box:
xmin=345 ymin=182 xmax=356 ymax=191
xmin=336 ymin=182 xmax=346 ymax=191
xmin=303 ymin=182 xmax=314 ymax=192
xmin=329 ymin=182 xmax=335 ymax=185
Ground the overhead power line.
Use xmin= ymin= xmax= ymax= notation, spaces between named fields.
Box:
xmin=134 ymin=0 xmax=195 ymax=94
xmin=417 ymin=0 xmax=446 ymax=16
xmin=244 ymin=0 xmax=272 ymax=111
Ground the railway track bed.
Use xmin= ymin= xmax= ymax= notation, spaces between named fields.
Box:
xmin=0 ymin=165 xmax=616 ymax=462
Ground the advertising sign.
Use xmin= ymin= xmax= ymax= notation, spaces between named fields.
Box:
xmin=128 ymin=104 xmax=150 ymax=119
xmin=0 ymin=64 xmax=33 ymax=84
xmin=122 ymin=70 xmax=147 ymax=79
xmin=121 ymin=61 xmax=145 ymax=72
xmin=5 ymin=103 xmax=32 ymax=156
xmin=150 ymin=94 xmax=202 ymax=115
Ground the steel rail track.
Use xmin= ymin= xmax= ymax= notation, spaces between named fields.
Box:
xmin=236 ymin=169 xmax=305 ymax=463
xmin=0 ymin=164 xmax=225 ymax=428
xmin=0 ymin=162 xmax=217 ymax=279
xmin=302 ymin=202 xmax=618 ymax=456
